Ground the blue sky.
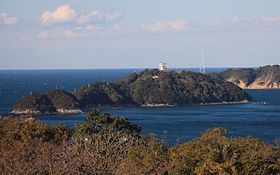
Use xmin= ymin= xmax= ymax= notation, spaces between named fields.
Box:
xmin=0 ymin=0 xmax=280 ymax=69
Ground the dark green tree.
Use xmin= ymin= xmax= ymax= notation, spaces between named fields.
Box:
xmin=75 ymin=109 xmax=141 ymax=138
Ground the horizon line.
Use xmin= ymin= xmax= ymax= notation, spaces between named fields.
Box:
xmin=0 ymin=65 xmax=269 ymax=71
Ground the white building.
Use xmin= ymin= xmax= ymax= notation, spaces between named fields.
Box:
xmin=159 ymin=62 xmax=167 ymax=71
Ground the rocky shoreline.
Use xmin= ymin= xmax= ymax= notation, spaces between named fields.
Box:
xmin=141 ymin=103 xmax=176 ymax=107
xmin=198 ymin=100 xmax=250 ymax=106
xmin=141 ymin=100 xmax=250 ymax=107
xmin=10 ymin=108 xmax=82 ymax=115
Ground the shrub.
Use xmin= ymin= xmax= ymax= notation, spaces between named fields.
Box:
xmin=1 ymin=112 xmax=280 ymax=175
xmin=117 ymin=134 xmax=169 ymax=175
xmin=0 ymin=116 xmax=71 ymax=144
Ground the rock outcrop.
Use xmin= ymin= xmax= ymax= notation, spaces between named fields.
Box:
xmin=217 ymin=65 xmax=280 ymax=89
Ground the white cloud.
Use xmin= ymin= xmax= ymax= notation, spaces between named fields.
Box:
xmin=139 ymin=17 xmax=280 ymax=34
xmin=105 ymin=12 xmax=123 ymax=22
xmin=38 ymin=4 xmax=280 ymax=40
xmin=141 ymin=20 xmax=189 ymax=33
xmin=0 ymin=12 xmax=17 ymax=25
xmin=41 ymin=4 xmax=76 ymax=24
xmin=260 ymin=16 xmax=280 ymax=23
xmin=230 ymin=16 xmax=280 ymax=31
xmin=77 ymin=11 xmax=122 ymax=25
xmin=40 ymin=4 xmax=122 ymax=26
xmin=38 ymin=4 xmax=124 ymax=39
xmin=232 ymin=16 xmax=280 ymax=25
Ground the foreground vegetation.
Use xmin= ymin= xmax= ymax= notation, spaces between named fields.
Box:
xmin=1 ymin=111 xmax=280 ymax=175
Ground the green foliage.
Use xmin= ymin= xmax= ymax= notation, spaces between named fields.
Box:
xmin=75 ymin=109 xmax=141 ymax=138
xmin=46 ymin=89 xmax=83 ymax=109
xmin=74 ymin=82 xmax=133 ymax=106
xmin=123 ymin=70 xmax=252 ymax=105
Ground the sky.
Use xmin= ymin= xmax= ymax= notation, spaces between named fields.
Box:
xmin=0 ymin=0 xmax=280 ymax=69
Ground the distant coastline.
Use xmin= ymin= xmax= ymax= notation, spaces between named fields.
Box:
xmin=141 ymin=100 xmax=250 ymax=107
xmin=213 ymin=65 xmax=280 ymax=90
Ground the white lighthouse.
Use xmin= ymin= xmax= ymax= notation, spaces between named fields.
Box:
xmin=159 ymin=62 xmax=167 ymax=71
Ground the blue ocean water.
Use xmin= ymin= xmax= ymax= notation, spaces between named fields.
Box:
xmin=0 ymin=69 xmax=141 ymax=114
xmin=1 ymin=68 xmax=280 ymax=145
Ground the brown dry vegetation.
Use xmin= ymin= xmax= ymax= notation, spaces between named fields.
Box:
xmin=0 ymin=111 xmax=280 ymax=175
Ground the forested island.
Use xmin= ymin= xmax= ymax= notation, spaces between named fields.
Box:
xmin=11 ymin=69 xmax=251 ymax=115
xmin=12 ymin=89 xmax=83 ymax=115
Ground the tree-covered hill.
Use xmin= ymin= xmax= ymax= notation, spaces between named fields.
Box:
xmin=115 ymin=69 xmax=251 ymax=105
xmin=12 ymin=89 xmax=83 ymax=115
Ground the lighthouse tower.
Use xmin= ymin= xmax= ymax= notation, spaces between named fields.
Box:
xmin=159 ymin=62 xmax=167 ymax=71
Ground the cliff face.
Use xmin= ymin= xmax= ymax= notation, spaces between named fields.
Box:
xmin=218 ymin=65 xmax=280 ymax=89
xmin=12 ymin=89 xmax=83 ymax=115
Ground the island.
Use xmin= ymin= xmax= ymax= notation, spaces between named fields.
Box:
xmin=214 ymin=65 xmax=280 ymax=89
xmin=11 ymin=89 xmax=83 ymax=115
xmin=11 ymin=69 xmax=252 ymax=115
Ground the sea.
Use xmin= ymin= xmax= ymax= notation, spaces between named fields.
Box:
xmin=1 ymin=68 xmax=280 ymax=145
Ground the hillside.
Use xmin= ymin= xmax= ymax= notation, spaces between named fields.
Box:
xmin=46 ymin=89 xmax=83 ymax=111
xmin=12 ymin=89 xmax=83 ymax=115
xmin=74 ymin=82 xmax=133 ymax=106
xmin=118 ymin=69 xmax=252 ymax=105
xmin=217 ymin=65 xmax=280 ymax=89
xmin=12 ymin=93 xmax=56 ymax=114
xmin=75 ymin=69 xmax=252 ymax=106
